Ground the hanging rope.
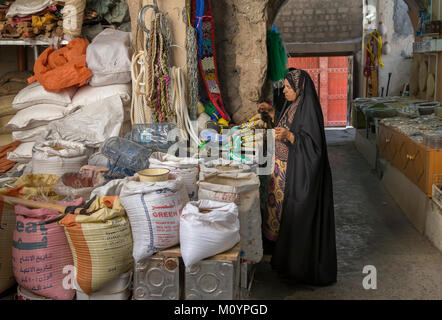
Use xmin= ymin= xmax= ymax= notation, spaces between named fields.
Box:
xmin=186 ymin=25 xmax=199 ymax=121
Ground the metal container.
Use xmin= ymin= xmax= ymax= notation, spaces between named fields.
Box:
xmin=185 ymin=258 xmax=241 ymax=300
xmin=133 ymin=256 xmax=181 ymax=300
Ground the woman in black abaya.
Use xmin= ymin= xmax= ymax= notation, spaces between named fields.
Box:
xmin=260 ymin=69 xmax=337 ymax=286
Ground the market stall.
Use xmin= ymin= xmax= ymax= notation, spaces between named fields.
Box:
xmin=0 ymin=0 xmax=277 ymax=301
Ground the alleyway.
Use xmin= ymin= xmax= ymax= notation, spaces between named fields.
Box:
xmin=250 ymin=129 xmax=442 ymax=300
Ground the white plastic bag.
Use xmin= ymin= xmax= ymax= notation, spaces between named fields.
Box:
xmin=12 ymin=125 xmax=48 ymax=142
xmin=6 ymin=142 xmax=34 ymax=163
xmin=198 ymin=161 xmax=263 ymax=263
xmin=180 ymin=200 xmax=240 ymax=268
xmin=12 ymin=82 xmax=76 ymax=110
xmin=149 ymin=152 xmax=200 ymax=200
xmin=45 ymin=95 xmax=124 ymax=148
xmin=120 ymin=176 xmax=189 ymax=262
xmin=86 ymin=29 xmax=132 ymax=87
xmin=71 ymin=84 xmax=132 ymax=107
xmin=32 ymin=140 xmax=88 ymax=175
xmin=6 ymin=104 xmax=66 ymax=130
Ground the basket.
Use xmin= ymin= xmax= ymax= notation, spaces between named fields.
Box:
xmin=138 ymin=168 xmax=170 ymax=182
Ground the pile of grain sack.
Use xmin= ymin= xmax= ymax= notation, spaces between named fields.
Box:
xmin=0 ymin=156 xmax=264 ymax=300
xmin=0 ymin=28 xmax=264 ymax=301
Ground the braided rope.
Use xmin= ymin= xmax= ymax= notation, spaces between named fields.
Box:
xmin=186 ymin=25 xmax=199 ymax=121
xmin=146 ymin=15 xmax=157 ymax=110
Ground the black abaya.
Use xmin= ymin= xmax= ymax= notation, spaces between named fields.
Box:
xmin=271 ymin=70 xmax=337 ymax=286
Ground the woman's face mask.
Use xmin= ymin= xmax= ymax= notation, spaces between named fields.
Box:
xmin=283 ymin=79 xmax=297 ymax=102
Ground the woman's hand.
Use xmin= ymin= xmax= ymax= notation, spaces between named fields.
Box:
xmin=274 ymin=127 xmax=295 ymax=143
xmin=258 ymin=102 xmax=274 ymax=120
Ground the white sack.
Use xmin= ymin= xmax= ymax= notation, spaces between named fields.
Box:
xmin=86 ymin=29 xmax=132 ymax=87
xmin=198 ymin=162 xmax=263 ymax=263
xmin=45 ymin=95 xmax=124 ymax=148
xmin=90 ymin=176 xmax=135 ymax=198
xmin=180 ymin=200 xmax=240 ymax=268
xmin=149 ymin=152 xmax=200 ymax=200
xmin=6 ymin=104 xmax=66 ymax=130
xmin=120 ymin=177 xmax=189 ymax=262
xmin=32 ymin=140 xmax=88 ymax=175
xmin=6 ymin=142 xmax=34 ymax=163
xmin=6 ymin=0 xmax=54 ymax=18
xmin=12 ymin=82 xmax=76 ymax=110
xmin=71 ymin=84 xmax=132 ymax=107
xmin=12 ymin=125 xmax=48 ymax=142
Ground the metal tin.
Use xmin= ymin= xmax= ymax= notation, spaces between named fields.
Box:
xmin=185 ymin=259 xmax=240 ymax=300
xmin=133 ymin=256 xmax=180 ymax=300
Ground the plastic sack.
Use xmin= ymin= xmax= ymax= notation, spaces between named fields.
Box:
xmin=32 ymin=140 xmax=88 ymax=176
xmin=0 ymin=95 xmax=17 ymax=118
xmin=0 ymin=191 xmax=17 ymax=293
xmin=12 ymin=125 xmax=48 ymax=143
xmin=1 ymin=173 xmax=61 ymax=293
xmin=71 ymin=83 xmax=132 ymax=107
xmin=12 ymin=82 xmax=76 ymax=110
xmin=7 ymin=142 xmax=35 ymax=163
xmin=198 ymin=161 xmax=263 ymax=263
xmin=120 ymin=176 xmax=189 ymax=262
xmin=59 ymin=196 xmax=133 ymax=295
xmin=45 ymin=95 xmax=124 ymax=148
xmin=149 ymin=152 xmax=200 ymax=200
xmin=12 ymin=198 xmax=84 ymax=300
xmin=6 ymin=104 xmax=66 ymax=131
xmin=101 ymin=136 xmax=152 ymax=173
xmin=180 ymin=200 xmax=240 ymax=268
xmin=86 ymin=29 xmax=132 ymax=87
xmin=90 ymin=176 xmax=134 ymax=199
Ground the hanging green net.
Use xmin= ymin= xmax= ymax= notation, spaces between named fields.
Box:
xmin=267 ymin=30 xmax=288 ymax=82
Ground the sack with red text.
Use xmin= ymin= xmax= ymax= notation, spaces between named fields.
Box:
xmin=12 ymin=198 xmax=84 ymax=300
xmin=120 ymin=176 xmax=189 ymax=262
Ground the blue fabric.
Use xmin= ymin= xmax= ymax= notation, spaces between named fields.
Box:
xmin=194 ymin=0 xmax=205 ymax=60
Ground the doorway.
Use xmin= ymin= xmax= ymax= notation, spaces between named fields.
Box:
xmin=288 ymin=56 xmax=352 ymax=127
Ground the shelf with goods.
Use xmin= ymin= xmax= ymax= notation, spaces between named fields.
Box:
xmin=378 ymin=122 xmax=442 ymax=198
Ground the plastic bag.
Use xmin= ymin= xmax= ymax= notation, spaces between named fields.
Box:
xmin=180 ymin=200 xmax=240 ymax=268
xmin=86 ymin=29 xmax=132 ymax=87
xmin=127 ymin=123 xmax=177 ymax=152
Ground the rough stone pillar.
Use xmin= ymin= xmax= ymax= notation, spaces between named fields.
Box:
xmin=211 ymin=0 xmax=287 ymax=123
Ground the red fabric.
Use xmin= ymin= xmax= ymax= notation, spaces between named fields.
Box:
xmin=28 ymin=38 xmax=92 ymax=92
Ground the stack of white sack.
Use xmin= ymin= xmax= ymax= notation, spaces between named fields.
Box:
xmin=6 ymin=83 xmax=77 ymax=164
xmin=85 ymin=28 xmax=133 ymax=137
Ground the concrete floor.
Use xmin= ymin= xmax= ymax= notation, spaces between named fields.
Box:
xmin=249 ymin=128 xmax=442 ymax=300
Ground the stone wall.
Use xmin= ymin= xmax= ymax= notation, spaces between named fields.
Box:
xmin=275 ymin=0 xmax=363 ymax=43
xmin=212 ymin=0 xmax=286 ymax=123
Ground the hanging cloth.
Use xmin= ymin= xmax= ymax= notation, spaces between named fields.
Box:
xmin=267 ymin=29 xmax=288 ymax=82
xmin=192 ymin=0 xmax=231 ymax=122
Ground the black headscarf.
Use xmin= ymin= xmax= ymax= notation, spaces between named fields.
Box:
xmin=271 ymin=69 xmax=337 ymax=286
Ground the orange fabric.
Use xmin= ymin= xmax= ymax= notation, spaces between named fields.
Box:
xmin=28 ymin=38 xmax=93 ymax=92
xmin=0 ymin=140 xmax=21 ymax=174
xmin=102 ymin=196 xmax=116 ymax=209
